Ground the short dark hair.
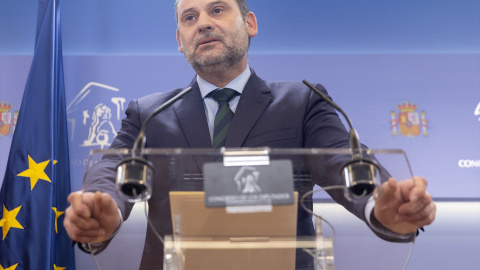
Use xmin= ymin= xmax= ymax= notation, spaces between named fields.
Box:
xmin=175 ymin=0 xmax=249 ymax=24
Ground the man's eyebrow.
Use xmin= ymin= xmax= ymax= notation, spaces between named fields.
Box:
xmin=179 ymin=1 xmax=230 ymax=19
xmin=179 ymin=7 xmax=197 ymax=18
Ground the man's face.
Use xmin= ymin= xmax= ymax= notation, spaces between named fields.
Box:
xmin=175 ymin=0 xmax=257 ymax=72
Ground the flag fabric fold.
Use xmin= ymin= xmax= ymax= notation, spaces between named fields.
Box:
xmin=0 ymin=0 xmax=75 ymax=269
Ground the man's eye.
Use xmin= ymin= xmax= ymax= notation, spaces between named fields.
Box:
xmin=185 ymin=15 xmax=195 ymax=21
xmin=213 ymin=8 xmax=223 ymax=14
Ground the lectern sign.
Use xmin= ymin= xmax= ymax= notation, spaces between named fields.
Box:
xmin=203 ymin=160 xmax=294 ymax=207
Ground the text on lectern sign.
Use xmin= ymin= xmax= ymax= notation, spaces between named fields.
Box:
xmin=203 ymin=160 xmax=294 ymax=207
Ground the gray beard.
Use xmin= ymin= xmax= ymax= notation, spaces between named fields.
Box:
xmin=186 ymin=44 xmax=247 ymax=74
xmin=183 ymin=31 xmax=249 ymax=74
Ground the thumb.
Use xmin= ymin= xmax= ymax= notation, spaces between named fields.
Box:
xmin=376 ymin=178 xmax=397 ymax=201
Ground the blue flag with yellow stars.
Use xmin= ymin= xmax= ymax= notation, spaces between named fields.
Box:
xmin=0 ymin=0 xmax=75 ymax=269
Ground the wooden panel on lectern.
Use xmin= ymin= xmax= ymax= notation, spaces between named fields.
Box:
xmin=169 ymin=191 xmax=298 ymax=270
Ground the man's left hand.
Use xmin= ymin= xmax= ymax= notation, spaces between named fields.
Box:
xmin=374 ymin=176 xmax=436 ymax=235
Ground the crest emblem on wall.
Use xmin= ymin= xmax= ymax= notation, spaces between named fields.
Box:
xmin=0 ymin=100 xmax=19 ymax=137
xmin=390 ymin=101 xmax=428 ymax=137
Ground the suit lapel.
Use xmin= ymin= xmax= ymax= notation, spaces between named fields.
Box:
xmin=226 ymin=71 xmax=272 ymax=147
xmin=174 ymin=81 xmax=213 ymax=148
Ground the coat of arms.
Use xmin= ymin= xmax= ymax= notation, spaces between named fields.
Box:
xmin=390 ymin=101 xmax=428 ymax=137
xmin=0 ymin=100 xmax=18 ymax=137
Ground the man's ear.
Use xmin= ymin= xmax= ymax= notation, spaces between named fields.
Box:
xmin=176 ymin=30 xmax=184 ymax=53
xmin=246 ymin=12 xmax=258 ymax=38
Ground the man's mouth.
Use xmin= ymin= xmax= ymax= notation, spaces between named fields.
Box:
xmin=198 ymin=37 xmax=220 ymax=47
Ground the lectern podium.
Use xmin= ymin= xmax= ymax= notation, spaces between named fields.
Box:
xmin=80 ymin=148 xmax=415 ymax=270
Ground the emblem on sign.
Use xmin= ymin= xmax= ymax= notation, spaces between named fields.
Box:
xmin=234 ymin=166 xmax=262 ymax=194
xmin=390 ymin=101 xmax=428 ymax=137
xmin=203 ymin=160 xmax=294 ymax=207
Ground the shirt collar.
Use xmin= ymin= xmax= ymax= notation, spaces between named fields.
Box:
xmin=197 ymin=65 xmax=251 ymax=98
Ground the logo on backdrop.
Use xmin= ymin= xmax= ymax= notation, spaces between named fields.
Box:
xmin=0 ymin=100 xmax=19 ymax=137
xmin=458 ymin=159 xmax=480 ymax=168
xmin=390 ymin=101 xmax=428 ymax=137
xmin=457 ymin=102 xmax=480 ymax=169
xmin=67 ymin=82 xmax=126 ymax=149
xmin=474 ymin=101 xmax=480 ymax=122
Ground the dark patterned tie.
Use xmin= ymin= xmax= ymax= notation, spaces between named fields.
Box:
xmin=208 ymin=88 xmax=239 ymax=148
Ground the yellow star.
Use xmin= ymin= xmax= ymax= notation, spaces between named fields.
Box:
xmin=52 ymin=207 xmax=64 ymax=234
xmin=53 ymin=264 xmax=65 ymax=270
xmin=0 ymin=263 xmax=19 ymax=270
xmin=17 ymin=155 xmax=51 ymax=190
xmin=0 ymin=205 xmax=24 ymax=240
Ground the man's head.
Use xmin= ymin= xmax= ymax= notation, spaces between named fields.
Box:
xmin=175 ymin=0 xmax=249 ymax=23
xmin=174 ymin=0 xmax=257 ymax=77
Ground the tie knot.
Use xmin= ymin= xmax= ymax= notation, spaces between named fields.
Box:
xmin=208 ymin=88 xmax=239 ymax=104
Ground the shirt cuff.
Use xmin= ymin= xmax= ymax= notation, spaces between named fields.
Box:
xmin=78 ymin=208 xmax=123 ymax=254
xmin=364 ymin=197 xmax=415 ymax=241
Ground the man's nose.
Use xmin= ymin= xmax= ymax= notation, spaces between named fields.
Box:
xmin=197 ymin=14 xmax=215 ymax=32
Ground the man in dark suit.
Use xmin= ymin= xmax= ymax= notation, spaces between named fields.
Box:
xmin=64 ymin=0 xmax=436 ymax=268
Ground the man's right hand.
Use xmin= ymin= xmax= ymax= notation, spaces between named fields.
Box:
xmin=64 ymin=191 xmax=121 ymax=244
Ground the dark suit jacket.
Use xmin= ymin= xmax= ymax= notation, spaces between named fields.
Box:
xmin=83 ymin=69 xmax=377 ymax=269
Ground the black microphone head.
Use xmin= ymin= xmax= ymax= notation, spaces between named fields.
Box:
xmin=115 ymin=156 xmax=154 ymax=202
xmin=341 ymin=158 xmax=380 ymax=201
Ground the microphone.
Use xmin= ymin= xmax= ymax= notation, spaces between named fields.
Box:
xmin=302 ymin=80 xmax=380 ymax=201
xmin=115 ymin=86 xmax=193 ymax=202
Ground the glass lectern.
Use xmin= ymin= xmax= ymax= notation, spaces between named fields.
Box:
xmin=78 ymin=148 xmax=416 ymax=270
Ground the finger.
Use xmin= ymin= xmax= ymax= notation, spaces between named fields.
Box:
xmin=416 ymin=201 xmax=436 ymax=227
xmin=99 ymin=192 xmax=118 ymax=215
xmin=64 ymin=215 xmax=105 ymax=242
xmin=398 ymin=189 xmax=433 ymax=215
xmin=397 ymin=201 xmax=436 ymax=226
xmin=376 ymin=178 xmax=397 ymax=201
xmin=68 ymin=192 xmax=91 ymax=219
xmin=397 ymin=179 xmax=415 ymax=202
xmin=96 ymin=193 xmax=121 ymax=234
xmin=65 ymin=223 xmax=105 ymax=241
xmin=81 ymin=192 xmax=98 ymax=210
xmin=409 ymin=176 xmax=428 ymax=202
xmin=67 ymin=191 xmax=81 ymax=204
xmin=93 ymin=191 xmax=104 ymax=219
xmin=65 ymin=206 xmax=100 ymax=230
xmin=381 ymin=178 xmax=396 ymax=195
xmin=65 ymin=227 xmax=106 ymax=243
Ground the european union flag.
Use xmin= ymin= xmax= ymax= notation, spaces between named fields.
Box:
xmin=0 ymin=0 xmax=75 ymax=269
